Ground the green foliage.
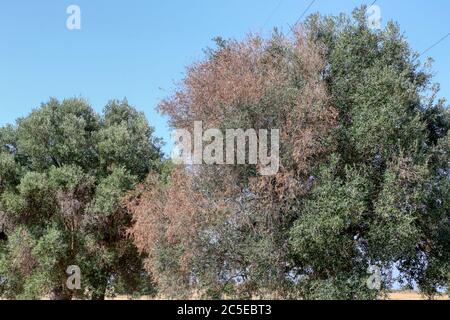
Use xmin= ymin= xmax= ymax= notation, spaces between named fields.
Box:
xmin=290 ymin=157 xmax=369 ymax=273
xmin=349 ymin=66 xmax=426 ymax=160
xmin=286 ymin=6 xmax=450 ymax=298
xmin=1 ymin=6 xmax=448 ymax=300
xmin=0 ymin=227 xmax=36 ymax=298
xmin=0 ymin=97 xmax=161 ymax=299
xmin=98 ymin=100 xmax=161 ymax=179
xmin=367 ymin=157 xmax=427 ymax=262
xmin=16 ymin=98 xmax=99 ymax=171
xmin=0 ymin=152 xmax=21 ymax=188
xmin=1 ymin=191 xmax=26 ymax=216
xmin=88 ymin=167 xmax=136 ymax=216
xmin=130 ymin=6 xmax=449 ymax=300
xmin=48 ymin=164 xmax=94 ymax=192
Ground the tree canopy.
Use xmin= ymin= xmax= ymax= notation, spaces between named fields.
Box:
xmin=0 ymin=98 xmax=162 ymax=299
xmin=1 ymin=6 xmax=448 ymax=300
xmin=127 ymin=7 xmax=449 ymax=299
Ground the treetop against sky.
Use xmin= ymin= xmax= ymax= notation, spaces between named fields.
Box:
xmin=0 ymin=0 xmax=449 ymax=154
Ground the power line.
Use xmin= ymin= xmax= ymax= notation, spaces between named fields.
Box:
xmin=293 ymin=0 xmax=316 ymax=27
xmin=287 ymin=0 xmax=448 ymax=63
xmin=367 ymin=0 xmax=448 ymax=61
xmin=262 ymin=0 xmax=284 ymax=31
xmin=364 ymin=0 xmax=448 ymax=62
xmin=291 ymin=0 xmax=374 ymax=33
xmin=415 ymin=32 xmax=450 ymax=60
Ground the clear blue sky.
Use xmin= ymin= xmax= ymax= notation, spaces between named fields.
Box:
xmin=1 ymin=0 xmax=449 ymax=154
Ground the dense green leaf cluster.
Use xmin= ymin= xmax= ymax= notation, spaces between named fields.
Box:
xmin=0 ymin=98 xmax=162 ymax=299
xmin=288 ymin=7 xmax=449 ymax=298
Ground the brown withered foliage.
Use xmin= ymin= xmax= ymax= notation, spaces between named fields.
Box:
xmin=127 ymin=30 xmax=338 ymax=297
xmin=10 ymin=228 xmax=37 ymax=277
xmin=126 ymin=170 xmax=203 ymax=275
xmin=159 ymin=29 xmax=336 ymax=179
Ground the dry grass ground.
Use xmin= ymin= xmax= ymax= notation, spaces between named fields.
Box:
xmin=387 ymin=291 xmax=449 ymax=300
xmin=2 ymin=291 xmax=447 ymax=300
xmin=107 ymin=291 xmax=449 ymax=300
